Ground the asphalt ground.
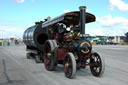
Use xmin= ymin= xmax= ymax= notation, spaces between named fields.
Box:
xmin=0 ymin=44 xmax=128 ymax=85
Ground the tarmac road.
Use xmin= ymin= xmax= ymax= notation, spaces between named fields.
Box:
xmin=0 ymin=44 xmax=128 ymax=85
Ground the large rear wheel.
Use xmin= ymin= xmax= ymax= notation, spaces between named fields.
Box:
xmin=64 ymin=52 xmax=76 ymax=79
xmin=44 ymin=40 xmax=57 ymax=71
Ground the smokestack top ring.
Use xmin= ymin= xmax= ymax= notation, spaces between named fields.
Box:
xmin=79 ymin=6 xmax=86 ymax=10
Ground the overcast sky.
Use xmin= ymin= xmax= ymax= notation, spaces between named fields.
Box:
xmin=0 ymin=0 xmax=128 ymax=38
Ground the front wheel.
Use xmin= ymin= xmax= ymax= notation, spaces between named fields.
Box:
xmin=64 ymin=52 xmax=76 ymax=79
xmin=90 ymin=52 xmax=105 ymax=77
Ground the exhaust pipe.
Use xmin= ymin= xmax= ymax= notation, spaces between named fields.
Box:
xmin=79 ymin=6 xmax=86 ymax=38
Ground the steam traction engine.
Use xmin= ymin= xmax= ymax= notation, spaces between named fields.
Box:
xmin=23 ymin=6 xmax=105 ymax=78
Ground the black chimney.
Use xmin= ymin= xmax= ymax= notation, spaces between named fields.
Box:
xmin=79 ymin=6 xmax=86 ymax=38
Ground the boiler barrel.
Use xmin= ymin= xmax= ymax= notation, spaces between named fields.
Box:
xmin=23 ymin=24 xmax=48 ymax=52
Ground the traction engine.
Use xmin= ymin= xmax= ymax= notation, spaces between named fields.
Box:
xmin=23 ymin=6 xmax=105 ymax=79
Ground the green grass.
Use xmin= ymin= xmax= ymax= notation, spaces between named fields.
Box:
xmin=120 ymin=42 xmax=128 ymax=45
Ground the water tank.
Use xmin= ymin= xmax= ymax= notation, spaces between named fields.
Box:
xmin=23 ymin=23 xmax=48 ymax=52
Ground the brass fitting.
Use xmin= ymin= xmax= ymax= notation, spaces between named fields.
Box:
xmin=65 ymin=63 xmax=69 ymax=68
xmin=79 ymin=6 xmax=86 ymax=10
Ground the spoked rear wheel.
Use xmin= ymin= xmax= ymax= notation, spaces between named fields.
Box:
xmin=44 ymin=40 xmax=57 ymax=71
xmin=64 ymin=52 xmax=76 ymax=79
xmin=90 ymin=52 xmax=105 ymax=77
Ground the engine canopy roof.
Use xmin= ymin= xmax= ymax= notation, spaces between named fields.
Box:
xmin=42 ymin=11 xmax=96 ymax=28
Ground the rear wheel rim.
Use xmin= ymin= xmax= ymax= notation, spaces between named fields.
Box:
xmin=44 ymin=43 xmax=52 ymax=69
xmin=44 ymin=40 xmax=57 ymax=71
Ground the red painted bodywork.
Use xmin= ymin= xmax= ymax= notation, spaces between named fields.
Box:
xmin=57 ymin=48 xmax=69 ymax=60
xmin=51 ymin=32 xmax=60 ymax=40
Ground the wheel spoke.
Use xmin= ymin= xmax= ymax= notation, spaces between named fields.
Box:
xmin=68 ymin=68 xmax=72 ymax=75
